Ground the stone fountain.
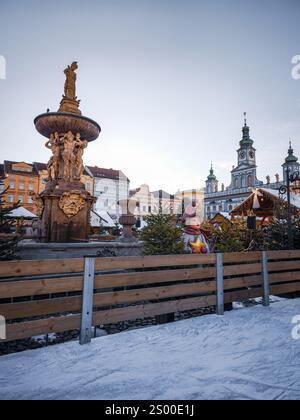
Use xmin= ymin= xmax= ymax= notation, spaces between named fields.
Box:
xmin=33 ymin=62 xmax=101 ymax=243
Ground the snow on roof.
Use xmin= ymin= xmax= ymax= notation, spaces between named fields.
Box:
xmin=91 ymin=210 xmax=115 ymax=228
xmin=260 ymin=187 xmax=300 ymax=209
xmin=6 ymin=206 xmax=38 ymax=219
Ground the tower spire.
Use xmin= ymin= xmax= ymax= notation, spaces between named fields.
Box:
xmin=240 ymin=112 xmax=253 ymax=146
xmin=285 ymin=140 xmax=298 ymax=163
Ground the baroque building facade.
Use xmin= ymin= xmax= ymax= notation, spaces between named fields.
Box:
xmin=204 ymin=115 xmax=299 ymax=220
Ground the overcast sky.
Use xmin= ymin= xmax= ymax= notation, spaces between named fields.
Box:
xmin=0 ymin=0 xmax=299 ymax=193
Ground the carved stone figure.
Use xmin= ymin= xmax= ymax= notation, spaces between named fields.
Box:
xmin=45 ymin=132 xmax=60 ymax=181
xmin=58 ymin=62 xmax=81 ymax=115
xmin=59 ymin=192 xmax=85 ymax=218
xmin=64 ymin=62 xmax=78 ymax=100
xmin=61 ymin=131 xmax=75 ymax=181
xmin=74 ymin=133 xmax=88 ymax=180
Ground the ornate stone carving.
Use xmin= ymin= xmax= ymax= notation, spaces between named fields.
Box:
xmin=59 ymin=191 xmax=86 ymax=218
xmin=30 ymin=193 xmax=44 ymax=218
xmin=61 ymin=131 xmax=75 ymax=181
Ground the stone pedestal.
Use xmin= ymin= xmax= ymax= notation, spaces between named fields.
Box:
xmin=40 ymin=181 xmax=95 ymax=243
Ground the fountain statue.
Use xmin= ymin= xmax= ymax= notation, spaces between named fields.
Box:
xmin=34 ymin=62 xmax=101 ymax=242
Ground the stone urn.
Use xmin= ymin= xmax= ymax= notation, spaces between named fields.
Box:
xmin=118 ymin=199 xmax=137 ymax=242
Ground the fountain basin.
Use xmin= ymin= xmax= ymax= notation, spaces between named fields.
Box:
xmin=34 ymin=112 xmax=101 ymax=142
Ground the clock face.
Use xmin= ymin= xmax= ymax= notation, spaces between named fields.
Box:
xmin=240 ymin=151 xmax=246 ymax=160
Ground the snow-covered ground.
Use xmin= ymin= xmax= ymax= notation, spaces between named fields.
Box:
xmin=1 ymin=299 xmax=300 ymax=400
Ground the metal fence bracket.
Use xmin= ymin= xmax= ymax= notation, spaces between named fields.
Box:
xmin=216 ymin=253 xmax=224 ymax=315
xmin=262 ymin=251 xmax=270 ymax=307
xmin=80 ymin=257 xmax=95 ymax=345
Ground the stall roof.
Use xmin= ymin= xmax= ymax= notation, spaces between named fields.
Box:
xmin=6 ymin=207 xmax=38 ymax=219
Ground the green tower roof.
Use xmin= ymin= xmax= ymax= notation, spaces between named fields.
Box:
xmin=285 ymin=142 xmax=298 ymax=164
xmin=207 ymin=163 xmax=217 ymax=181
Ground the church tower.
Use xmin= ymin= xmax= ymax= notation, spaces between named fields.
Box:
xmin=282 ymin=142 xmax=300 ymax=182
xmin=229 ymin=113 xmax=262 ymax=190
xmin=205 ymin=163 xmax=219 ymax=193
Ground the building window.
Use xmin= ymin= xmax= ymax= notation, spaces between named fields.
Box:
xmin=247 ymin=175 xmax=253 ymax=187
xmin=19 ymin=183 xmax=25 ymax=190
xmin=8 ymin=195 xmax=14 ymax=203
xmin=219 ymin=205 xmax=222 ymax=211
xmin=18 ymin=196 xmax=23 ymax=203
xmin=9 ymin=182 xmax=14 ymax=189
xmin=86 ymin=182 xmax=91 ymax=190
xmin=207 ymin=206 xmax=210 ymax=212
xmin=28 ymin=197 xmax=33 ymax=204
xmin=228 ymin=205 xmax=233 ymax=211
xmin=29 ymin=184 xmax=34 ymax=191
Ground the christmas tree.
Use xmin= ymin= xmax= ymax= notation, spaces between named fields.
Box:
xmin=141 ymin=214 xmax=185 ymax=255
xmin=264 ymin=198 xmax=300 ymax=250
xmin=0 ymin=178 xmax=20 ymax=260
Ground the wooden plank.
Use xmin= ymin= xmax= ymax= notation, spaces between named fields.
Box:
xmin=0 ymin=258 xmax=84 ymax=278
xmin=94 ymin=267 xmax=216 ymax=290
xmin=4 ymin=315 xmax=81 ymax=342
xmin=269 ymin=271 xmax=300 ymax=285
xmin=0 ymin=276 xmax=83 ymax=299
xmin=94 ymin=254 xmax=216 ymax=271
xmin=268 ymin=261 xmax=300 ymax=272
xmin=224 ymin=288 xmax=263 ymax=303
xmin=223 ymin=251 xmax=262 ymax=263
xmin=0 ymin=296 xmax=82 ymax=320
xmin=93 ymin=295 xmax=217 ymax=325
xmin=270 ymin=283 xmax=300 ymax=295
xmin=223 ymin=263 xmax=262 ymax=277
xmin=93 ymin=281 xmax=216 ymax=308
xmin=224 ymin=275 xmax=263 ymax=290
xmin=267 ymin=250 xmax=300 ymax=261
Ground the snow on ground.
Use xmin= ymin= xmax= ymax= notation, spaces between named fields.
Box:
xmin=1 ymin=299 xmax=300 ymax=400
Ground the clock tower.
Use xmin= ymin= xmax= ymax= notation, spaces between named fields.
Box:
xmin=229 ymin=113 xmax=263 ymax=190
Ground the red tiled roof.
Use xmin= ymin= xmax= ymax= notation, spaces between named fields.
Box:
xmin=152 ymin=190 xmax=175 ymax=200
xmin=33 ymin=162 xmax=47 ymax=172
xmin=0 ymin=164 xmax=4 ymax=178
xmin=4 ymin=160 xmax=39 ymax=176
xmin=86 ymin=166 xmax=129 ymax=182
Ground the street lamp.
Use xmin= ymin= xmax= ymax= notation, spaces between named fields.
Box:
xmin=279 ymin=168 xmax=300 ymax=249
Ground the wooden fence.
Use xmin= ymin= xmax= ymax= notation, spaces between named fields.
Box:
xmin=0 ymin=250 xmax=300 ymax=344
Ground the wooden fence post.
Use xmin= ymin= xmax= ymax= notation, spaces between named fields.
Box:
xmin=216 ymin=253 xmax=224 ymax=315
xmin=262 ymin=251 xmax=270 ymax=307
xmin=80 ymin=257 xmax=95 ymax=345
